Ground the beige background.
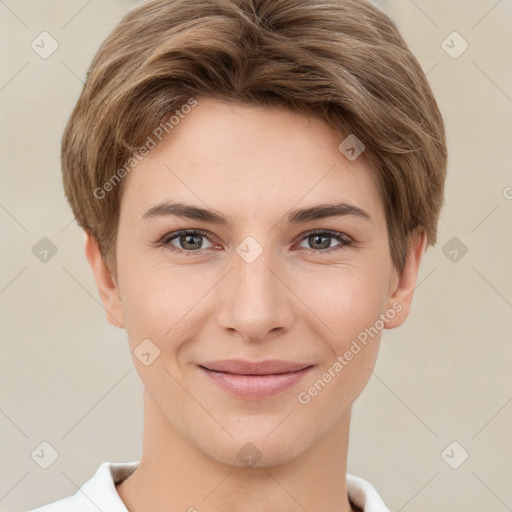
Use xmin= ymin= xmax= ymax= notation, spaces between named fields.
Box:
xmin=1 ymin=1 xmax=511 ymax=511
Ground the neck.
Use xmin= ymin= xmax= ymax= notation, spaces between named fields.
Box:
xmin=116 ymin=390 xmax=357 ymax=512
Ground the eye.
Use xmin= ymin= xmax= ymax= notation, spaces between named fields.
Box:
xmin=160 ymin=229 xmax=215 ymax=254
xmin=158 ymin=229 xmax=353 ymax=256
xmin=296 ymin=230 xmax=352 ymax=254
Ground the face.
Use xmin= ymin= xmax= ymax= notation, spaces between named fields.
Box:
xmin=89 ymin=97 xmax=424 ymax=467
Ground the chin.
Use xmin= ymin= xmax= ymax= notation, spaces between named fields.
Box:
xmin=198 ymin=429 xmax=309 ymax=468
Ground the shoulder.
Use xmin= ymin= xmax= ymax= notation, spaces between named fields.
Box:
xmin=26 ymin=490 xmax=93 ymax=512
xmin=346 ymin=473 xmax=391 ymax=512
xmin=26 ymin=461 xmax=139 ymax=512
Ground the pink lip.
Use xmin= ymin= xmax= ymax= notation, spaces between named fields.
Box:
xmin=198 ymin=359 xmax=314 ymax=399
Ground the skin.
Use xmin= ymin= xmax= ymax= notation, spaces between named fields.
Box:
xmin=85 ymin=96 xmax=426 ymax=512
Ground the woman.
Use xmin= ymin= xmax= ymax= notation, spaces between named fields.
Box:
xmin=29 ymin=0 xmax=447 ymax=510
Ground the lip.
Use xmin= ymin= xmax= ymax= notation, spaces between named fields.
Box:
xmin=198 ymin=359 xmax=314 ymax=399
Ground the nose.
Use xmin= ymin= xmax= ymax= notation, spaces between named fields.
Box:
xmin=217 ymin=243 xmax=295 ymax=343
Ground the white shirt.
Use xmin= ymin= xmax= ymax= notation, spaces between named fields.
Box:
xmin=27 ymin=461 xmax=391 ymax=512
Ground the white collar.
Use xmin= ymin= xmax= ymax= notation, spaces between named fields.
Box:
xmin=30 ymin=461 xmax=390 ymax=512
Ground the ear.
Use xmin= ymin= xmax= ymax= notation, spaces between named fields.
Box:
xmin=384 ymin=228 xmax=428 ymax=329
xmin=84 ymin=231 xmax=125 ymax=329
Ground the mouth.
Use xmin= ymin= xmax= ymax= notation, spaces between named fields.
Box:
xmin=198 ymin=359 xmax=314 ymax=399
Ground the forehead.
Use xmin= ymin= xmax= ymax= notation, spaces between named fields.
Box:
xmin=119 ymin=97 xmax=384 ymax=226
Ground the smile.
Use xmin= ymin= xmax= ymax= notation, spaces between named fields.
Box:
xmin=198 ymin=359 xmax=314 ymax=399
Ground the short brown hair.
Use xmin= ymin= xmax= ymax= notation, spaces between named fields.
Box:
xmin=61 ymin=0 xmax=447 ymax=277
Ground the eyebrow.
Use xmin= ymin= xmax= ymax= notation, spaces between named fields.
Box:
xmin=142 ymin=200 xmax=372 ymax=225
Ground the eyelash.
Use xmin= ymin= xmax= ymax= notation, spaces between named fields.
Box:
xmin=158 ymin=229 xmax=353 ymax=256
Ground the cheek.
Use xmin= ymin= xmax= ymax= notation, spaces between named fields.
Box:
xmin=118 ymin=253 xmax=216 ymax=347
xmin=294 ymin=269 xmax=386 ymax=418
xmin=296 ymin=263 xmax=390 ymax=344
